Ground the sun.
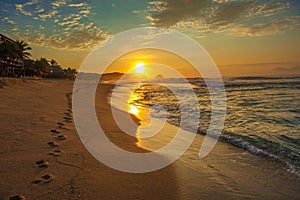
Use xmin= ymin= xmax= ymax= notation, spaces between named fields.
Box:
xmin=134 ymin=62 xmax=145 ymax=74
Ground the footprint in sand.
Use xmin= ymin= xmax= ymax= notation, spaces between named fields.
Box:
xmin=57 ymin=122 xmax=65 ymax=126
xmin=58 ymin=125 xmax=69 ymax=130
xmin=35 ymin=160 xmax=49 ymax=168
xmin=47 ymin=141 xmax=58 ymax=147
xmin=33 ymin=174 xmax=54 ymax=185
xmin=64 ymin=112 xmax=72 ymax=117
xmin=50 ymin=129 xmax=60 ymax=134
xmin=55 ymin=135 xmax=67 ymax=141
xmin=9 ymin=195 xmax=26 ymax=200
xmin=64 ymin=115 xmax=71 ymax=120
xmin=63 ymin=117 xmax=72 ymax=123
xmin=49 ymin=149 xmax=64 ymax=157
xmin=57 ymin=122 xmax=69 ymax=130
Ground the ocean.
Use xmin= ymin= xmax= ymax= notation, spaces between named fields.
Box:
xmin=110 ymin=75 xmax=300 ymax=176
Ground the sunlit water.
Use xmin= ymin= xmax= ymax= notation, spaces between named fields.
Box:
xmin=110 ymin=76 xmax=300 ymax=175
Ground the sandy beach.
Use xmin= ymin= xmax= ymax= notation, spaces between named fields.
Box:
xmin=0 ymin=78 xmax=299 ymax=200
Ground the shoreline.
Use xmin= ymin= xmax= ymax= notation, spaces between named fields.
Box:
xmin=107 ymin=80 xmax=300 ymax=178
xmin=0 ymin=79 xmax=299 ymax=199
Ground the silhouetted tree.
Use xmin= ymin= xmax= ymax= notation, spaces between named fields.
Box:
xmin=0 ymin=37 xmax=77 ymax=78
xmin=15 ymin=40 xmax=31 ymax=60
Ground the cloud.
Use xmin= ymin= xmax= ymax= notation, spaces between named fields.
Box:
xmin=39 ymin=10 xmax=58 ymax=20
xmin=38 ymin=18 xmax=108 ymax=50
xmin=207 ymin=1 xmax=255 ymax=28
xmin=79 ymin=9 xmax=90 ymax=16
xmin=8 ymin=0 xmax=107 ymax=50
xmin=148 ymin=0 xmax=300 ymax=37
xmin=2 ymin=17 xmax=16 ymax=25
xmin=35 ymin=8 xmax=45 ymax=13
xmin=15 ymin=4 xmax=33 ymax=16
xmin=149 ymin=0 xmax=210 ymax=27
xmin=59 ymin=20 xmax=79 ymax=26
xmin=148 ymin=0 xmax=168 ymax=12
xmin=51 ymin=0 xmax=67 ymax=8
xmin=15 ymin=0 xmax=41 ymax=16
xmin=148 ymin=0 xmax=255 ymax=28
xmin=231 ymin=16 xmax=300 ymax=36
xmin=12 ymin=23 xmax=109 ymax=51
xmin=11 ymin=27 xmax=19 ymax=31
xmin=69 ymin=3 xmax=85 ymax=7
xmin=21 ymin=26 xmax=108 ymax=51
xmin=251 ymin=2 xmax=290 ymax=17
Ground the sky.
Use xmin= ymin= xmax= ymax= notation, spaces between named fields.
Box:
xmin=1 ymin=0 xmax=300 ymax=77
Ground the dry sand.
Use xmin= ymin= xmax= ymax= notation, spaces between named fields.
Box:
xmin=0 ymin=78 xmax=299 ymax=200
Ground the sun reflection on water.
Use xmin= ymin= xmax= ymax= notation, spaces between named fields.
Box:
xmin=127 ymin=89 xmax=148 ymax=123
xmin=127 ymin=85 xmax=177 ymax=150
xmin=129 ymin=105 xmax=139 ymax=115
xmin=128 ymin=87 xmax=151 ymax=147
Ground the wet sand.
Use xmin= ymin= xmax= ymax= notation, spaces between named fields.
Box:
xmin=0 ymin=78 xmax=299 ymax=199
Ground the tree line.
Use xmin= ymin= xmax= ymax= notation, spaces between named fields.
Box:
xmin=0 ymin=39 xmax=77 ymax=79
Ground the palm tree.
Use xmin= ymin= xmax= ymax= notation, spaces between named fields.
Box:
xmin=15 ymin=40 xmax=32 ymax=77
xmin=15 ymin=40 xmax=31 ymax=60
xmin=49 ymin=59 xmax=58 ymax=67
xmin=35 ymin=57 xmax=52 ymax=77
